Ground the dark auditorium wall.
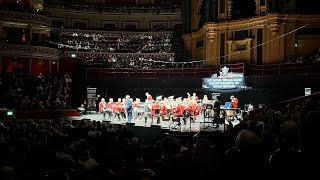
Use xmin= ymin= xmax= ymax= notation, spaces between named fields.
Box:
xmin=1 ymin=56 xmax=29 ymax=74
xmin=31 ymin=59 xmax=50 ymax=76
xmin=59 ymin=57 xmax=83 ymax=77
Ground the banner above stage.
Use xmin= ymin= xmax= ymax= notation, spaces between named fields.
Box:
xmin=202 ymin=66 xmax=246 ymax=92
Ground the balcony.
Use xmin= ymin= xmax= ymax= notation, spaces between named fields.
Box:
xmin=0 ymin=10 xmax=52 ymax=27
xmin=0 ymin=44 xmax=60 ymax=60
xmin=45 ymin=2 xmax=181 ymax=14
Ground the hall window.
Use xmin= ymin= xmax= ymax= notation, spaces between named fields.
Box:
xmin=220 ymin=0 xmax=225 ymax=13
xmin=260 ymin=0 xmax=266 ymax=6
xmin=233 ymin=30 xmax=249 ymax=40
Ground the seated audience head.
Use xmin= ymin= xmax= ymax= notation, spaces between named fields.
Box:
xmin=160 ymin=136 xmax=181 ymax=159
xmin=281 ymin=121 xmax=301 ymax=147
xmin=235 ymin=129 xmax=261 ymax=152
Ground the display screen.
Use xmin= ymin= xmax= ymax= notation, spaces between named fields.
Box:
xmin=202 ymin=73 xmax=246 ymax=92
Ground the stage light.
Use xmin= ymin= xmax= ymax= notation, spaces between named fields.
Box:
xmin=71 ymin=54 xmax=77 ymax=58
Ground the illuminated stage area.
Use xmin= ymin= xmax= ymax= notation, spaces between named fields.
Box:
xmin=67 ymin=111 xmax=241 ymax=133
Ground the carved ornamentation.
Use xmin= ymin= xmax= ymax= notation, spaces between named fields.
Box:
xmin=0 ymin=10 xmax=52 ymax=27
xmin=0 ymin=44 xmax=59 ymax=60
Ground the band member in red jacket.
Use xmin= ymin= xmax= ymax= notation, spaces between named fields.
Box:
xmin=175 ymin=103 xmax=185 ymax=117
xmin=145 ymin=92 xmax=153 ymax=101
xmin=186 ymin=102 xmax=195 ymax=116
xmin=230 ymin=95 xmax=239 ymax=108
xmin=99 ymin=98 xmax=107 ymax=120
xmin=105 ymin=98 xmax=113 ymax=120
xmin=113 ymin=98 xmax=122 ymax=120
xmin=151 ymin=101 xmax=161 ymax=124
xmin=160 ymin=102 xmax=167 ymax=115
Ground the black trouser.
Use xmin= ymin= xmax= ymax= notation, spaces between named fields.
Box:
xmin=102 ymin=111 xmax=106 ymax=119
xmin=106 ymin=110 xmax=112 ymax=120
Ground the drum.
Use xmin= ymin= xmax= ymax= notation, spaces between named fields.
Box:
xmin=225 ymin=109 xmax=236 ymax=117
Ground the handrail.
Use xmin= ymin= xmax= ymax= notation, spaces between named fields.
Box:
xmin=45 ymin=2 xmax=181 ymax=13
xmin=52 ymin=28 xmax=174 ymax=35
xmin=0 ymin=10 xmax=52 ymax=27
xmin=0 ymin=44 xmax=60 ymax=60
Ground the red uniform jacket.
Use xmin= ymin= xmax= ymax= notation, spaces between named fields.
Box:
xmin=147 ymin=95 xmax=153 ymax=101
xmin=232 ymin=98 xmax=239 ymax=108
xmin=99 ymin=102 xmax=106 ymax=113
xmin=175 ymin=104 xmax=185 ymax=117
xmin=161 ymin=105 xmax=167 ymax=115
xmin=113 ymin=103 xmax=122 ymax=114
xmin=186 ymin=104 xmax=195 ymax=115
xmin=151 ymin=104 xmax=161 ymax=116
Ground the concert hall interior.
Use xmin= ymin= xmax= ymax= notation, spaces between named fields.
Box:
xmin=1 ymin=0 xmax=320 ymax=179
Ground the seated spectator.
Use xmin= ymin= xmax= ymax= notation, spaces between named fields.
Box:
xmin=155 ymin=136 xmax=192 ymax=179
xmin=268 ymin=121 xmax=306 ymax=178
xmin=225 ymin=129 xmax=266 ymax=180
xmin=78 ymin=150 xmax=99 ymax=172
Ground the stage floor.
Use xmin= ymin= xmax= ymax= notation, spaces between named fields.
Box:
xmin=66 ymin=112 xmax=241 ymax=133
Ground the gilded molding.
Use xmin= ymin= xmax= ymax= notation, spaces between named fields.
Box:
xmin=0 ymin=10 xmax=52 ymax=27
xmin=0 ymin=44 xmax=60 ymax=60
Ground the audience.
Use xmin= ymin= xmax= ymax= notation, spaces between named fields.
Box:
xmin=45 ymin=0 xmax=181 ymax=13
xmin=84 ymin=54 xmax=175 ymax=68
xmin=0 ymin=72 xmax=72 ymax=110
xmin=0 ymin=94 xmax=319 ymax=179
xmin=53 ymin=31 xmax=173 ymax=54
xmin=285 ymin=48 xmax=320 ymax=64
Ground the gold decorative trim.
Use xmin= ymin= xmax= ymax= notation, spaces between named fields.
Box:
xmin=0 ymin=10 xmax=52 ymax=27
xmin=0 ymin=44 xmax=59 ymax=60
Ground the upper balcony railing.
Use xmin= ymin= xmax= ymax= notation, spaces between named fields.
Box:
xmin=246 ymin=62 xmax=320 ymax=76
xmin=45 ymin=2 xmax=181 ymax=14
xmin=0 ymin=43 xmax=60 ymax=60
xmin=85 ymin=61 xmax=320 ymax=78
xmin=0 ymin=10 xmax=52 ymax=27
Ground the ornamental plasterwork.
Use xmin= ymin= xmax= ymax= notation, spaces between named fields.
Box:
xmin=0 ymin=10 xmax=52 ymax=27
xmin=0 ymin=44 xmax=59 ymax=59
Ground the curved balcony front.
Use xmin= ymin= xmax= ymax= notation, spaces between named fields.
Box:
xmin=0 ymin=10 xmax=52 ymax=28
xmin=0 ymin=44 xmax=60 ymax=60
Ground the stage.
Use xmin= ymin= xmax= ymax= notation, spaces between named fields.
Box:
xmin=66 ymin=111 xmax=241 ymax=133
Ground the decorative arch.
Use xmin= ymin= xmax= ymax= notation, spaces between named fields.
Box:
xmin=197 ymin=0 xmax=204 ymax=15
xmin=191 ymin=0 xmax=204 ymax=31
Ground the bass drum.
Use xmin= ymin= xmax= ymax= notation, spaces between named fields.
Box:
xmin=225 ymin=109 xmax=236 ymax=117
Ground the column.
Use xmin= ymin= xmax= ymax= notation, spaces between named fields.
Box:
xmin=0 ymin=25 xmax=2 ymax=39
xmin=56 ymin=61 xmax=59 ymax=74
xmin=49 ymin=59 xmax=52 ymax=74
xmin=29 ymin=57 xmax=32 ymax=76
xmin=0 ymin=55 xmax=2 ymax=73
xmin=268 ymin=24 xmax=281 ymax=63
xmin=226 ymin=40 xmax=233 ymax=63
xmin=29 ymin=24 xmax=33 ymax=42
xmin=245 ymin=38 xmax=253 ymax=64
xmin=205 ymin=30 xmax=217 ymax=66
xmin=227 ymin=0 xmax=233 ymax=20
